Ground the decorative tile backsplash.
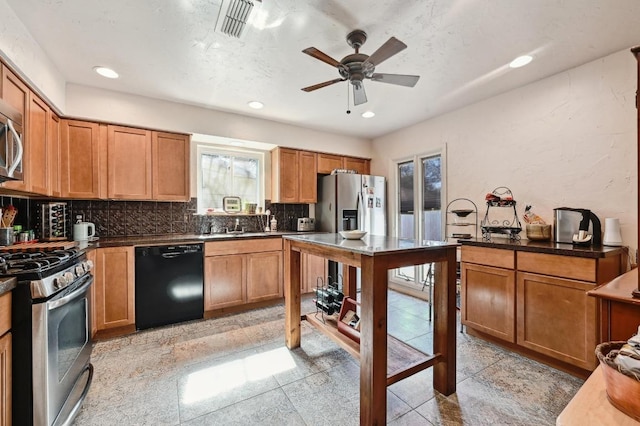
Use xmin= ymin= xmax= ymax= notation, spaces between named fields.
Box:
xmin=0 ymin=195 xmax=310 ymax=239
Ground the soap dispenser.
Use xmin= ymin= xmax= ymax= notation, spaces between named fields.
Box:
xmin=270 ymin=215 xmax=277 ymax=232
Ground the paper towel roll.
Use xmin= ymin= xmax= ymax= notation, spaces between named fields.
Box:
xmin=603 ymin=217 xmax=622 ymax=246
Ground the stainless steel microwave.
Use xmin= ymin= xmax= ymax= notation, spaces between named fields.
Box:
xmin=0 ymin=98 xmax=23 ymax=182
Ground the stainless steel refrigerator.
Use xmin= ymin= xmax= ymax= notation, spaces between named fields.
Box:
xmin=317 ymin=173 xmax=387 ymax=235
xmin=317 ymin=173 xmax=387 ymax=286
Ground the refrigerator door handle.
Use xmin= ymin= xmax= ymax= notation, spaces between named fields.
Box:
xmin=356 ymin=191 xmax=363 ymax=230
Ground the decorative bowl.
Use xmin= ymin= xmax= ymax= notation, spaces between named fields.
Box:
xmin=451 ymin=209 xmax=474 ymax=217
xmin=339 ymin=230 xmax=367 ymax=240
xmin=596 ymin=341 xmax=640 ymax=421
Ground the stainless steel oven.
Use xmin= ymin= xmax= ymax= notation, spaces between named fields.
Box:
xmin=32 ymin=273 xmax=93 ymax=426
xmin=8 ymin=248 xmax=94 ymax=426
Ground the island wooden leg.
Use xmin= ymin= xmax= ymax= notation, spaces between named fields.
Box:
xmin=432 ymin=247 xmax=457 ymax=395
xmin=284 ymin=239 xmax=301 ymax=349
xmin=342 ymin=264 xmax=358 ymax=299
xmin=359 ymin=256 xmax=388 ymax=425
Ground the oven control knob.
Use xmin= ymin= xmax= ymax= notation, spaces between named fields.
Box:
xmin=75 ymin=265 xmax=84 ymax=276
xmin=55 ymin=275 xmax=68 ymax=289
xmin=83 ymin=260 xmax=94 ymax=272
xmin=63 ymin=271 xmax=75 ymax=283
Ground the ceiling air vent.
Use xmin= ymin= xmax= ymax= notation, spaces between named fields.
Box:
xmin=215 ymin=0 xmax=261 ymax=39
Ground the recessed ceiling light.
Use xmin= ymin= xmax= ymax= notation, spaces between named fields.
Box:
xmin=93 ymin=66 xmax=119 ymax=79
xmin=509 ymin=55 xmax=533 ymax=69
xmin=362 ymin=111 xmax=375 ymax=118
xmin=248 ymin=101 xmax=264 ymax=109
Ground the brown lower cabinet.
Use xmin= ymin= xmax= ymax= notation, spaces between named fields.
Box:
xmin=204 ymin=238 xmax=283 ymax=311
xmin=461 ymin=245 xmax=624 ymax=372
xmin=301 ymin=253 xmax=327 ymax=293
xmin=93 ymin=247 xmax=135 ymax=332
xmin=0 ymin=292 xmax=11 ymax=426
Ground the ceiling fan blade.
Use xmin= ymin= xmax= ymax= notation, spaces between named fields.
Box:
xmin=370 ymin=73 xmax=420 ymax=87
xmin=362 ymin=37 xmax=407 ymax=68
xmin=301 ymin=78 xmax=346 ymax=92
xmin=302 ymin=47 xmax=341 ymax=68
xmin=353 ymin=82 xmax=367 ymax=105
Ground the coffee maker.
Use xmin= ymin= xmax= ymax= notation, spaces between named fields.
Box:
xmin=554 ymin=207 xmax=602 ymax=245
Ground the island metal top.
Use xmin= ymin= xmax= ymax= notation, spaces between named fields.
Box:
xmin=283 ymin=233 xmax=459 ymax=256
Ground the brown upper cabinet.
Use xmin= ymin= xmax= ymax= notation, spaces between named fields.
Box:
xmin=48 ymin=112 xmax=61 ymax=198
xmin=107 ymin=125 xmax=152 ymax=200
xmin=271 ymin=147 xmax=317 ymax=203
xmin=60 ymin=119 xmax=106 ymax=199
xmin=60 ymin=121 xmax=189 ymax=201
xmin=27 ymin=93 xmax=50 ymax=195
xmin=317 ymin=152 xmax=370 ymax=175
xmin=152 ymin=131 xmax=190 ymax=201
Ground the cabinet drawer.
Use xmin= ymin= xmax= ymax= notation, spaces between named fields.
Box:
xmin=0 ymin=292 xmax=9 ymax=336
xmin=517 ymin=252 xmax=596 ymax=282
xmin=461 ymin=246 xmax=514 ymax=269
xmin=205 ymin=238 xmax=282 ymax=256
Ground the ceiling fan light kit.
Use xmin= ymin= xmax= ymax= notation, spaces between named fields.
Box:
xmin=302 ymin=29 xmax=420 ymax=108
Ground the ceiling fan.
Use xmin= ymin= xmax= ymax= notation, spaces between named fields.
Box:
xmin=301 ymin=29 xmax=420 ymax=106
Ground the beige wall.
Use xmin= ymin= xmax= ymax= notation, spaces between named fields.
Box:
xmin=373 ymin=49 xmax=638 ymax=257
xmin=0 ymin=0 xmax=66 ymax=110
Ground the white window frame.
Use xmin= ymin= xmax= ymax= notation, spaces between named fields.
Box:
xmin=196 ymin=143 xmax=265 ymax=214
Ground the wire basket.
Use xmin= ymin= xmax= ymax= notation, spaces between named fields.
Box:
xmin=595 ymin=341 xmax=640 ymax=421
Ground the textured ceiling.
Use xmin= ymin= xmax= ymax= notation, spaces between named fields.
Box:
xmin=7 ymin=0 xmax=640 ymax=139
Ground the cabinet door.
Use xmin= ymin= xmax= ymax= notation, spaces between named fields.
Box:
xmin=246 ymin=251 xmax=283 ymax=302
xmin=49 ymin=113 xmax=61 ymax=197
xmin=1 ymin=65 xmax=28 ymax=192
xmin=461 ymin=262 xmax=516 ymax=342
xmin=0 ymin=332 xmax=10 ymax=426
xmin=272 ymin=148 xmax=299 ymax=203
xmin=344 ymin=157 xmax=370 ymax=175
xmin=298 ymin=150 xmax=317 ymax=203
xmin=204 ymin=255 xmax=245 ymax=310
xmin=516 ymin=271 xmax=597 ymax=369
xmin=317 ymin=153 xmax=343 ymax=174
xmin=302 ymin=253 xmax=326 ymax=293
xmin=61 ymin=120 xmax=106 ymax=199
xmin=94 ymin=247 xmax=135 ymax=330
xmin=152 ymin=131 xmax=190 ymax=201
xmin=27 ymin=92 xmax=49 ymax=195
xmin=108 ymin=125 xmax=152 ymax=200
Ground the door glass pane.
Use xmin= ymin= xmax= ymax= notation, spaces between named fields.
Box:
xmin=422 ymin=155 xmax=442 ymax=241
xmin=397 ymin=161 xmax=415 ymax=280
xmin=54 ymin=298 xmax=88 ymax=381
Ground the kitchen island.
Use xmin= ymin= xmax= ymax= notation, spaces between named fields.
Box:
xmin=283 ymin=233 xmax=459 ymax=425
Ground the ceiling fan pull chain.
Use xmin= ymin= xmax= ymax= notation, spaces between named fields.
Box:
xmin=346 ymin=81 xmax=351 ymax=115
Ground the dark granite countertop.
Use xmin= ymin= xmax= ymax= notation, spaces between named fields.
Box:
xmin=0 ymin=277 xmax=17 ymax=297
xmin=85 ymin=231 xmax=321 ymax=248
xmin=284 ymin=233 xmax=458 ymax=256
xmin=460 ymin=237 xmax=626 ymax=259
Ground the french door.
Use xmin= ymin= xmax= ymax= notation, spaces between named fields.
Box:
xmin=392 ymin=152 xmax=444 ymax=292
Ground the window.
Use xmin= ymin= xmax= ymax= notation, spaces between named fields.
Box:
xmin=197 ymin=145 xmax=264 ymax=213
xmin=392 ymin=152 xmax=444 ymax=291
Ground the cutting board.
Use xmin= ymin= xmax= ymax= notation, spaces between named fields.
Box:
xmin=0 ymin=241 xmax=78 ymax=253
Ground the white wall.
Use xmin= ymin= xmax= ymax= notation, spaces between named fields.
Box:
xmin=65 ymin=84 xmax=371 ymax=157
xmin=0 ymin=0 xmax=66 ymax=110
xmin=373 ymin=49 xmax=638 ymax=258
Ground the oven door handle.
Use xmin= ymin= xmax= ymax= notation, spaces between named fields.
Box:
xmin=48 ymin=275 xmax=93 ymax=310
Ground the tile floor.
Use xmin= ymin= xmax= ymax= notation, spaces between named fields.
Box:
xmin=73 ymin=291 xmax=584 ymax=425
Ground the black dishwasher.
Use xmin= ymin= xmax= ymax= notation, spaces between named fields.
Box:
xmin=135 ymin=244 xmax=204 ymax=330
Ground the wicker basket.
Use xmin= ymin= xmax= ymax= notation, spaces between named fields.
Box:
xmin=595 ymin=341 xmax=640 ymax=421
